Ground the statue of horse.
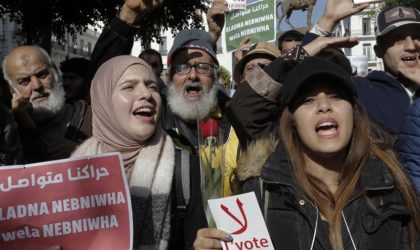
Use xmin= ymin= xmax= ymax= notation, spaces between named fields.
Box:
xmin=277 ymin=0 xmax=318 ymax=29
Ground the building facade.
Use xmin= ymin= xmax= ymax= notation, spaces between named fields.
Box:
xmin=0 ymin=17 xmax=101 ymax=66
xmin=340 ymin=3 xmax=384 ymax=74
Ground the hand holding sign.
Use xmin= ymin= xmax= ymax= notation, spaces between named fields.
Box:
xmin=208 ymin=192 xmax=274 ymax=250
xmin=207 ymin=0 xmax=229 ymax=41
xmin=194 ymin=228 xmax=232 ymax=249
xmin=318 ymin=0 xmax=368 ymax=33
xmin=234 ymin=36 xmax=251 ymax=61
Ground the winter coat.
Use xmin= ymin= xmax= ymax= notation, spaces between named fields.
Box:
xmin=353 ymin=71 xmax=411 ymax=134
xmin=237 ymin=136 xmax=420 ymax=250
xmin=398 ymin=97 xmax=420 ymax=193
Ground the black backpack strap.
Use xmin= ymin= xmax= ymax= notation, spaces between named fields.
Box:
xmin=174 ymin=146 xmax=191 ymax=218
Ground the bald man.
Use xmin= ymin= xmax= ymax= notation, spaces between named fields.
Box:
xmin=2 ymin=45 xmax=92 ymax=162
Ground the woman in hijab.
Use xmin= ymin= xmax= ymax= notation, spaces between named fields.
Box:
xmin=72 ymin=55 xmax=174 ymax=249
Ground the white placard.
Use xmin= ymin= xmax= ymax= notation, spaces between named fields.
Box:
xmin=208 ymin=192 xmax=274 ymax=250
xmin=227 ymin=0 xmax=246 ymax=10
xmin=353 ymin=0 xmax=384 ymax=4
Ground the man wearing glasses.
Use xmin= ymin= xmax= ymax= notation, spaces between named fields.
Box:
xmin=165 ymin=29 xmax=220 ymax=122
xmin=162 ymin=29 xmax=234 ymax=250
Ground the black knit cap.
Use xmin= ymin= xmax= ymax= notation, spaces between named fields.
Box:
xmin=167 ymin=29 xmax=218 ymax=66
xmin=282 ymin=57 xmax=356 ymax=107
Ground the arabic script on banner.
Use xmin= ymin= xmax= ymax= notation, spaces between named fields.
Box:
xmin=225 ymin=0 xmax=276 ymax=52
xmin=0 ymin=153 xmax=132 ymax=250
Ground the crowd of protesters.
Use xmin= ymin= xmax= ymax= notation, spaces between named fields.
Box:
xmin=1 ymin=0 xmax=420 ymax=249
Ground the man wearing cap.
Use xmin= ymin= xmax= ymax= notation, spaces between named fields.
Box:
xmin=233 ymin=42 xmax=281 ymax=84
xmin=277 ymin=29 xmax=304 ymax=55
xmin=164 ymin=28 xmax=239 ymax=250
xmin=307 ymin=1 xmax=420 ymax=134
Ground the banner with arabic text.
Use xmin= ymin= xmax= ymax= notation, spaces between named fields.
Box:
xmin=0 ymin=153 xmax=132 ymax=250
xmin=225 ymin=0 xmax=276 ymax=52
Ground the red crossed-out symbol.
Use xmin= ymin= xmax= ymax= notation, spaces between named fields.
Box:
xmin=220 ymin=198 xmax=248 ymax=235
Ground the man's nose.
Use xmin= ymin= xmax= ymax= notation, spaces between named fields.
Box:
xmin=404 ymin=36 xmax=416 ymax=51
xmin=187 ymin=66 xmax=199 ymax=81
xmin=30 ymin=76 xmax=42 ymax=90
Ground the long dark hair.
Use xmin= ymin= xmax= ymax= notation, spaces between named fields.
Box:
xmin=280 ymin=99 xmax=420 ymax=250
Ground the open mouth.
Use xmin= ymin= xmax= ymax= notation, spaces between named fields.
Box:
xmin=315 ymin=121 xmax=338 ymax=137
xmin=401 ymin=55 xmax=418 ymax=65
xmin=184 ymin=85 xmax=203 ymax=97
xmin=132 ymin=107 xmax=155 ymax=118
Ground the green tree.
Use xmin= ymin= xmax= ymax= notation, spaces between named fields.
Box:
xmin=383 ymin=0 xmax=420 ymax=10
xmin=217 ymin=65 xmax=232 ymax=89
xmin=0 ymin=0 xmax=210 ymax=52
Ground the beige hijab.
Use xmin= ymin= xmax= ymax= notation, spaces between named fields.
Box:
xmin=90 ymin=55 xmax=157 ymax=174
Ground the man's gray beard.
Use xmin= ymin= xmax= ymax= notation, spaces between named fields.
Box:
xmin=30 ymin=70 xmax=66 ymax=123
xmin=167 ymin=81 xmax=218 ymax=121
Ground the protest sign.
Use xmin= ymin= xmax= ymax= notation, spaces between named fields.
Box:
xmin=227 ymin=0 xmax=246 ymax=11
xmin=0 ymin=153 xmax=132 ymax=250
xmin=208 ymin=192 xmax=274 ymax=250
xmin=225 ymin=0 xmax=276 ymax=52
xmin=353 ymin=0 xmax=384 ymax=4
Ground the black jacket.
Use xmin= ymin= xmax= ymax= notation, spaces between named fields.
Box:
xmin=241 ymin=142 xmax=419 ymax=250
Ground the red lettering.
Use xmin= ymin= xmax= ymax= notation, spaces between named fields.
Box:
xmin=252 ymin=237 xmax=261 ymax=248
xmin=260 ymin=238 xmax=269 ymax=247
xmin=227 ymin=237 xmax=270 ymax=249
xmin=244 ymin=240 xmax=253 ymax=249
xmin=224 ymin=241 xmax=234 ymax=250
xmin=234 ymin=241 xmax=243 ymax=249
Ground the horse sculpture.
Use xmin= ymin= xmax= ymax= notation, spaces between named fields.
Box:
xmin=277 ymin=0 xmax=318 ymax=29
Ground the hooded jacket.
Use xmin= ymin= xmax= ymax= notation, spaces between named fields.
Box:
xmin=398 ymin=97 xmax=420 ymax=193
xmin=237 ymin=136 xmax=419 ymax=250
